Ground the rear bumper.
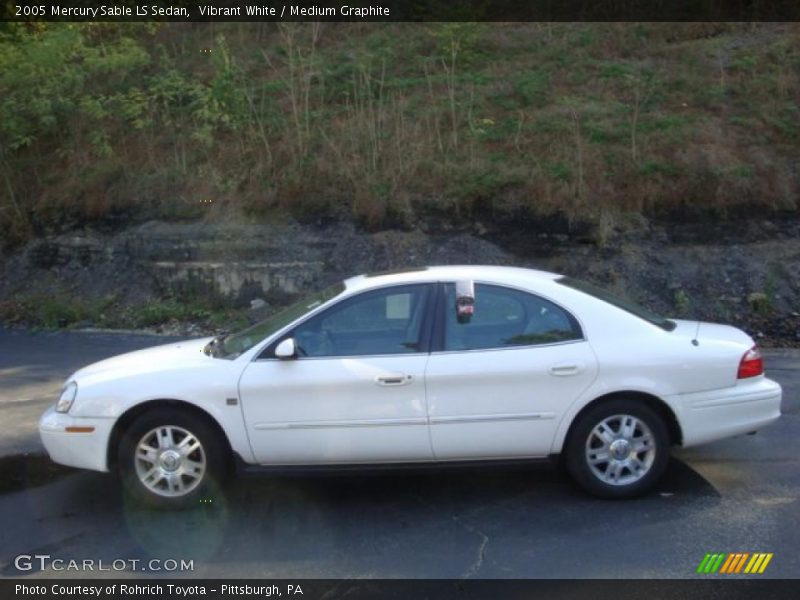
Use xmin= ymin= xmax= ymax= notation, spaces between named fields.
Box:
xmin=39 ymin=406 xmax=114 ymax=472
xmin=674 ymin=377 xmax=782 ymax=447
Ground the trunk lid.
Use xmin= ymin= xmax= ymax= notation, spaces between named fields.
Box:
xmin=670 ymin=319 xmax=754 ymax=347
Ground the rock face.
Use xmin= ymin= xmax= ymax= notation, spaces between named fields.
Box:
xmin=0 ymin=220 xmax=511 ymax=307
xmin=1 ymin=217 xmax=799 ymax=345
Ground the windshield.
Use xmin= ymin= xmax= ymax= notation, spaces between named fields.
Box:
xmin=215 ymin=283 xmax=346 ymax=358
xmin=557 ymin=277 xmax=676 ymax=332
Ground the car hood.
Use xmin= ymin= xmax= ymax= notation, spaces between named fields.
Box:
xmin=69 ymin=336 xmax=216 ymax=383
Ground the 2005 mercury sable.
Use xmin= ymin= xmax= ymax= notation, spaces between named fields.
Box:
xmin=39 ymin=266 xmax=782 ymax=508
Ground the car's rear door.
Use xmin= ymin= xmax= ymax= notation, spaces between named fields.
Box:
xmin=425 ymin=282 xmax=598 ymax=459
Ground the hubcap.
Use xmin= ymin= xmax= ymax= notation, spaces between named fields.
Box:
xmin=609 ymin=438 xmax=631 ymax=460
xmin=134 ymin=425 xmax=206 ymax=497
xmin=585 ymin=414 xmax=656 ymax=486
xmin=159 ymin=450 xmax=181 ymax=471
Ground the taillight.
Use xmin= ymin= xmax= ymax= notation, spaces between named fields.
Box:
xmin=738 ymin=345 xmax=764 ymax=379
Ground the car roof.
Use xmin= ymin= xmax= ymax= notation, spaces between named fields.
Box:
xmin=342 ymin=265 xmax=562 ymax=293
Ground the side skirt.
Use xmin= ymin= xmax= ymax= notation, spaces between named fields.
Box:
xmin=233 ymin=453 xmax=561 ymax=478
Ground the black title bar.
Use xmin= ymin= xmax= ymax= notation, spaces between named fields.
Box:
xmin=5 ymin=580 xmax=800 ymax=600
xmin=3 ymin=0 xmax=800 ymax=22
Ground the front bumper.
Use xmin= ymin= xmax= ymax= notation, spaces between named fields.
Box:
xmin=675 ymin=376 xmax=782 ymax=447
xmin=39 ymin=406 xmax=115 ymax=472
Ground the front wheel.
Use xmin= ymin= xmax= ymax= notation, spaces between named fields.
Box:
xmin=565 ymin=399 xmax=670 ymax=499
xmin=118 ymin=408 xmax=228 ymax=509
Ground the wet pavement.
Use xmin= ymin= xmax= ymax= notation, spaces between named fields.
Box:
xmin=0 ymin=327 xmax=798 ymax=578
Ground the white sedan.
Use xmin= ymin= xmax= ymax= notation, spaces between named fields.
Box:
xmin=39 ymin=266 xmax=782 ymax=508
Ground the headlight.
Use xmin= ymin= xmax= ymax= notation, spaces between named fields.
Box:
xmin=56 ymin=381 xmax=78 ymax=413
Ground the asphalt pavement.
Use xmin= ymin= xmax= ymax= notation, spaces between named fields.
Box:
xmin=0 ymin=327 xmax=798 ymax=579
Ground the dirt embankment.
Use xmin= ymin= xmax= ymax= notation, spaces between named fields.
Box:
xmin=1 ymin=216 xmax=798 ymax=346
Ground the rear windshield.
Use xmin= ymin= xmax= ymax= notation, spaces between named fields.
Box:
xmin=557 ymin=277 xmax=676 ymax=332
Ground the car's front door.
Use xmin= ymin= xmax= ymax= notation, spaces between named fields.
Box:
xmin=238 ymin=283 xmax=436 ymax=464
xmin=425 ymin=282 xmax=598 ymax=459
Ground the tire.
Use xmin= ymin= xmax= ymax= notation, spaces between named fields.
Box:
xmin=565 ymin=398 xmax=670 ymax=499
xmin=118 ymin=408 xmax=229 ymax=510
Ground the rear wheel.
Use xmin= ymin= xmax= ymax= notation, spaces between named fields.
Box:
xmin=565 ymin=399 xmax=670 ymax=499
xmin=118 ymin=408 xmax=228 ymax=509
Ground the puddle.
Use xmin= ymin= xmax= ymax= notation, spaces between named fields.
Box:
xmin=0 ymin=454 xmax=76 ymax=494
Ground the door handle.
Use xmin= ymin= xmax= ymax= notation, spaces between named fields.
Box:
xmin=375 ymin=374 xmax=413 ymax=386
xmin=549 ymin=364 xmax=581 ymax=377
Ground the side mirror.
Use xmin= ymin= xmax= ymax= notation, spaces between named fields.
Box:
xmin=455 ymin=280 xmax=475 ymax=324
xmin=275 ymin=338 xmax=297 ymax=360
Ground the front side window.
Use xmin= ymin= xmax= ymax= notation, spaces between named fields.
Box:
xmin=443 ymin=283 xmax=582 ymax=351
xmin=217 ymin=283 xmax=346 ymax=357
xmin=290 ymin=284 xmax=432 ymax=358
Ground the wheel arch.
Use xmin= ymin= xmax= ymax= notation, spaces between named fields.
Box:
xmin=107 ymin=399 xmax=235 ymax=472
xmin=558 ymin=391 xmax=683 ymax=454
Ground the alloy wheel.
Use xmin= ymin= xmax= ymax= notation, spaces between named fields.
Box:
xmin=585 ymin=414 xmax=656 ymax=486
xmin=134 ymin=425 xmax=206 ymax=497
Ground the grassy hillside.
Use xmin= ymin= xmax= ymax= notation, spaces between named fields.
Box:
xmin=1 ymin=22 xmax=798 ymax=247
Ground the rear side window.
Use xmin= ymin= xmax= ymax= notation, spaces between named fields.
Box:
xmin=443 ymin=283 xmax=583 ymax=351
xmin=557 ymin=277 xmax=676 ymax=332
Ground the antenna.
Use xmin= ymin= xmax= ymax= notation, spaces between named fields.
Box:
xmin=692 ymin=320 xmax=701 ymax=346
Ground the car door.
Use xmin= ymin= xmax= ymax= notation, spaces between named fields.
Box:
xmin=425 ymin=282 xmax=598 ymax=460
xmin=238 ymin=283 xmax=436 ymax=464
